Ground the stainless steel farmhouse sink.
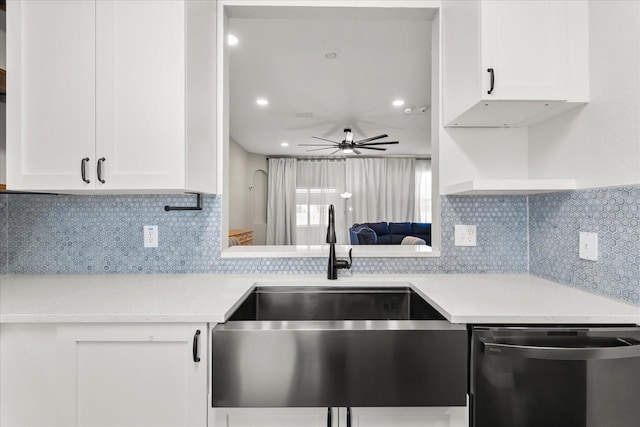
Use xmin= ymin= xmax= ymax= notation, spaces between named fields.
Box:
xmin=212 ymin=285 xmax=467 ymax=408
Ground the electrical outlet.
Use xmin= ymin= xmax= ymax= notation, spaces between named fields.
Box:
xmin=455 ymin=225 xmax=477 ymax=246
xmin=579 ymin=231 xmax=598 ymax=261
xmin=144 ymin=225 xmax=158 ymax=248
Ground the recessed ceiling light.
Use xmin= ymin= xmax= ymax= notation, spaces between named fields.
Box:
xmin=228 ymin=34 xmax=238 ymax=46
xmin=280 ymin=142 xmax=289 ymax=147
xmin=256 ymin=98 xmax=269 ymax=106
xmin=392 ymin=99 xmax=405 ymax=107
xmin=325 ymin=52 xmax=337 ymax=59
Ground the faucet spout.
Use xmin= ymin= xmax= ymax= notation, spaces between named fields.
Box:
xmin=326 ymin=204 xmax=352 ymax=280
xmin=326 ymin=205 xmax=336 ymax=244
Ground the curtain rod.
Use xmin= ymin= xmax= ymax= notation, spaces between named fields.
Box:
xmin=266 ymin=155 xmax=432 ymax=161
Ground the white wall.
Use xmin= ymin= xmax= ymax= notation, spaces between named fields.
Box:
xmin=0 ymin=10 xmax=5 ymax=186
xmin=228 ymin=139 xmax=249 ymax=230
xmin=0 ymin=103 xmax=5 ymax=186
xmin=528 ymin=1 xmax=640 ymax=188
xmin=228 ymin=139 xmax=268 ymax=244
xmin=439 ymin=127 xmax=529 ymax=191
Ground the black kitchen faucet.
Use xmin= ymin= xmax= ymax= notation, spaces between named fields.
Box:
xmin=326 ymin=204 xmax=352 ymax=280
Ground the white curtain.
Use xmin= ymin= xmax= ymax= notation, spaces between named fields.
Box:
xmin=295 ymin=159 xmax=348 ymax=245
xmin=266 ymin=158 xmax=297 ymax=245
xmin=346 ymin=158 xmax=416 ymax=224
xmin=385 ymin=158 xmax=416 ymax=221
xmin=346 ymin=158 xmax=387 ymax=224
xmin=414 ymin=159 xmax=432 ymax=223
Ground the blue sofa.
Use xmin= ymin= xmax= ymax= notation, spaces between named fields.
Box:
xmin=349 ymin=222 xmax=431 ymax=246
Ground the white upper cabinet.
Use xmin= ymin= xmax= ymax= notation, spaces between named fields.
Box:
xmin=443 ymin=0 xmax=589 ymax=128
xmin=480 ymin=0 xmax=568 ymax=101
xmin=7 ymin=0 xmax=96 ymax=191
xmin=7 ymin=0 xmax=217 ymax=193
xmin=95 ymin=0 xmax=186 ymax=190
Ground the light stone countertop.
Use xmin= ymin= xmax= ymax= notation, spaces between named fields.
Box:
xmin=1 ymin=273 xmax=638 ymax=324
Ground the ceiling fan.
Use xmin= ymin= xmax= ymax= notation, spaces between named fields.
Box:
xmin=298 ymin=128 xmax=399 ymax=155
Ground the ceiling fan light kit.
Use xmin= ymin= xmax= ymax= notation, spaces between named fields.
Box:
xmin=299 ymin=128 xmax=400 ymax=155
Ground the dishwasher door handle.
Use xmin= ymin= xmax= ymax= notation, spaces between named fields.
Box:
xmin=481 ymin=339 xmax=640 ymax=360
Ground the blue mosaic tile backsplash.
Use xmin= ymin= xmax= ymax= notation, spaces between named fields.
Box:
xmin=0 ymin=193 xmax=528 ymax=275
xmin=0 ymin=194 xmax=7 ymax=275
xmin=529 ymin=186 xmax=640 ymax=305
xmin=1 ymin=185 xmax=638 ymax=306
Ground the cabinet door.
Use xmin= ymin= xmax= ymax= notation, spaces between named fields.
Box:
xmin=342 ymin=407 xmax=468 ymax=427
xmin=211 ymin=408 xmax=332 ymax=427
xmin=1 ymin=323 xmax=60 ymax=427
xmin=7 ymin=0 xmax=95 ymax=190
xmin=481 ymin=0 xmax=568 ymax=100
xmin=57 ymin=323 xmax=207 ymax=427
xmin=96 ymin=0 xmax=185 ymax=190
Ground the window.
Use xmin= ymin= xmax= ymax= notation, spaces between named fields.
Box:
xmin=415 ymin=159 xmax=432 ymax=223
xmin=296 ymin=188 xmax=338 ymax=227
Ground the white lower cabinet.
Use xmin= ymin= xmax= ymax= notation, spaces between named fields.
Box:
xmin=341 ymin=407 xmax=468 ymax=427
xmin=211 ymin=408 xmax=332 ymax=427
xmin=0 ymin=323 xmax=207 ymax=427
xmin=211 ymin=407 xmax=468 ymax=427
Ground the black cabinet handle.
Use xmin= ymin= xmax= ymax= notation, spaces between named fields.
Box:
xmin=192 ymin=330 xmax=201 ymax=362
xmin=327 ymin=408 xmax=332 ymax=427
xmin=81 ymin=157 xmax=90 ymax=184
xmin=97 ymin=157 xmax=106 ymax=184
xmin=347 ymin=407 xmax=352 ymax=427
xmin=487 ymin=68 xmax=495 ymax=94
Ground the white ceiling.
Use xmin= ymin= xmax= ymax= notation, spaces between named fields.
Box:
xmin=228 ymin=7 xmax=433 ymax=158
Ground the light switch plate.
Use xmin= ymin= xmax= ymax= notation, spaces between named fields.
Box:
xmin=579 ymin=231 xmax=598 ymax=261
xmin=455 ymin=225 xmax=477 ymax=246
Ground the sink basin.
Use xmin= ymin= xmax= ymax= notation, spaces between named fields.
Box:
xmin=212 ymin=284 xmax=467 ymax=408
xmin=227 ymin=286 xmax=446 ymax=321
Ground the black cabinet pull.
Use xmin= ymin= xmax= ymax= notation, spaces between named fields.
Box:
xmin=97 ymin=157 xmax=106 ymax=184
xmin=192 ymin=330 xmax=201 ymax=362
xmin=81 ymin=157 xmax=90 ymax=183
xmin=327 ymin=408 xmax=332 ymax=427
xmin=487 ymin=68 xmax=495 ymax=94
xmin=346 ymin=407 xmax=352 ymax=427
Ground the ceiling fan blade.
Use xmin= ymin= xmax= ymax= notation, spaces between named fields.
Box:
xmin=312 ymin=136 xmax=341 ymax=144
xmin=353 ymin=148 xmax=362 ymax=155
xmin=354 ymin=134 xmax=388 ymax=144
xmin=329 ymin=149 xmax=342 ymax=155
xmin=298 ymin=143 xmax=338 ymax=147
xmin=358 ymin=146 xmax=387 ymax=151
xmin=306 ymin=147 xmax=337 ymax=152
xmin=357 ymin=141 xmax=399 ymax=146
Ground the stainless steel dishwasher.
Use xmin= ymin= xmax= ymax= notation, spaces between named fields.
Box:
xmin=471 ymin=325 xmax=640 ymax=427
